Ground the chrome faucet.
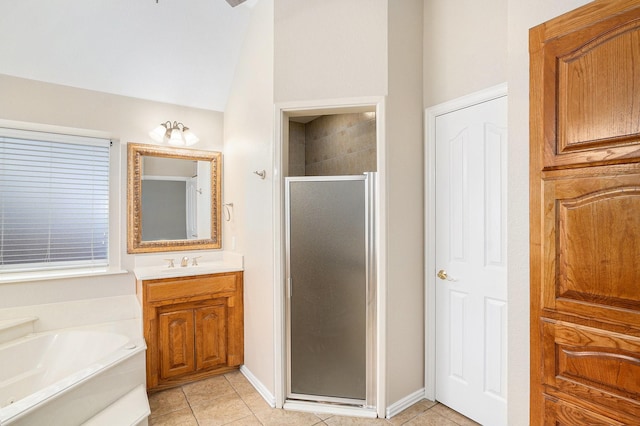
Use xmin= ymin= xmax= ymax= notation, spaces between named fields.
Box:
xmin=180 ymin=256 xmax=189 ymax=267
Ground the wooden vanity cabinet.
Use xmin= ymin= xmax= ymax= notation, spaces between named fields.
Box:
xmin=136 ymin=271 xmax=243 ymax=391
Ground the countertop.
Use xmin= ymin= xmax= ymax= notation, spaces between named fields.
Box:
xmin=133 ymin=252 xmax=243 ymax=280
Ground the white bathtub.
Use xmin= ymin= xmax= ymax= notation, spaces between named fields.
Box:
xmin=0 ymin=329 xmax=148 ymax=426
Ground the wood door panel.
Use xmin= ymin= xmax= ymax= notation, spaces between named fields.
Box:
xmin=541 ymin=319 xmax=640 ymax=419
xmin=541 ymin=169 xmax=640 ymax=326
xmin=146 ymin=273 xmax=238 ymax=302
xmin=543 ymin=396 xmax=626 ymax=426
xmin=159 ymin=309 xmax=195 ymax=379
xmin=557 ymin=19 xmax=640 ymax=152
xmin=226 ymin=293 xmax=244 ymax=366
xmin=557 ymin=187 xmax=640 ymax=308
xmin=195 ymin=302 xmax=227 ymax=370
xmin=533 ymin=6 xmax=640 ymax=170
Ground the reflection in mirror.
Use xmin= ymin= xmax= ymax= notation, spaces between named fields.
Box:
xmin=141 ymin=157 xmax=211 ymax=241
xmin=127 ymin=143 xmax=221 ymax=253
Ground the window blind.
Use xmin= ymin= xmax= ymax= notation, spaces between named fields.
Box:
xmin=0 ymin=129 xmax=110 ymax=272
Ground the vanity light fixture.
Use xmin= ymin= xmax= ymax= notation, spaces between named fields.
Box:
xmin=149 ymin=121 xmax=200 ymax=146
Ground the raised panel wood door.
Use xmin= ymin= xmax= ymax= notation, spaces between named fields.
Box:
xmin=195 ymin=302 xmax=227 ymax=370
xmin=159 ymin=308 xmax=195 ymax=380
xmin=532 ymin=2 xmax=640 ymax=170
xmin=530 ymin=1 xmax=640 ymax=424
xmin=540 ymin=167 xmax=640 ymax=327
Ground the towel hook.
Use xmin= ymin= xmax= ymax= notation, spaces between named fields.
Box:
xmin=223 ymin=202 xmax=233 ymax=222
xmin=253 ymin=170 xmax=266 ymax=179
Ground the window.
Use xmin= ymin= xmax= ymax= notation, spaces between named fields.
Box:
xmin=0 ymin=128 xmax=111 ymax=273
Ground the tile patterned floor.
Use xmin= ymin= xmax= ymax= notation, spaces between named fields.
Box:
xmin=148 ymin=371 xmax=480 ymax=426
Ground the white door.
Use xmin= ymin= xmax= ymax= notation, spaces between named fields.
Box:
xmin=434 ymin=95 xmax=507 ymax=425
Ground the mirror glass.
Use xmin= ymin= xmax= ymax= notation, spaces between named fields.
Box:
xmin=127 ymin=143 xmax=221 ymax=253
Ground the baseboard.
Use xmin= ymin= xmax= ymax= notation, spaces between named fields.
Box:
xmin=239 ymin=364 xmax=426 ymax=419
xmin=239 ymin=365 xmax=276 ymax=408
xmin=386 ymin=388 xmax=426 ymax=419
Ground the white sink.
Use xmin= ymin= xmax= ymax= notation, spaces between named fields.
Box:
xmin=159 ymin=265 xmax=201 ymax=274
xmin=133 ymin=252 xmax=244 ymax=280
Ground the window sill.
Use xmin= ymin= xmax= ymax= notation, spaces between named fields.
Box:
xmin=0 ymin=268 xmax=130 ymax=284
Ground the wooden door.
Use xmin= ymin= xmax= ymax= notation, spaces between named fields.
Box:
xmin=159 ymin=308 xmax=195 ymax=380
xmin=530 ymin=1 xmax=640 ymax=424
xmin=195 ymin=302 xmax=228 ymax=370
xmin=434 ymin=94 xmax=508 ymax=425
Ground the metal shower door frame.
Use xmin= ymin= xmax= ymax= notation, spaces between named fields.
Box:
xmin=284 ymin=173 xmax=377 ymax=408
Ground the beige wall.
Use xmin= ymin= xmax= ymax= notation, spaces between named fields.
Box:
xmin=422 ymin=0 xmax=599 ymax=424
xmin=0 ymin=73 xmax=223 ymax=309
xmin=423 ymin=0 xmax=508 ymax=107
xmin=421 ymin=1 xmax=596 ymax=423
xmin=274 ymin=0 xmax=387 ymax=103
xmin=0 ymin=74 xmax=223 ymax=151
xmin=505 ymin=1 xmax=591 ymax=424
xmin=223 ymin=0 xmax=276 ymax=395
xmin=223 ymin=0 xmax=425 ymax=411
xmin=386 ymin=0 xmax=424 ymax=406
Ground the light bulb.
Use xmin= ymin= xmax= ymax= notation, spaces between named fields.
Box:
xmin=182 ymin=128 xmax=200 ymax=146
xmin=149 ymin=123 xmax=168 ymax=142
xmin=168 ymin=128 xmax=185 ymax=146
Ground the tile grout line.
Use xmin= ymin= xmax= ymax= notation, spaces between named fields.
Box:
xmin=395 ymin=402 xmax=439 ymax=425
xmin=223 ymin=373 xmax=267 ymax=426
xmin=174 ymin=374 xmax=476 ymax=426
xmin=180 ymin=385 xmax=201 ymax=426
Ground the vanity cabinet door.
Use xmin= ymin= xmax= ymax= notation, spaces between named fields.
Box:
xmin=195 ymin=302 xmax=228 ymax=370
xmin=159 ymin=308 xmax=196 ymax=380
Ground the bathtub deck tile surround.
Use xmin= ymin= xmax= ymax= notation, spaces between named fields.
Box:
xmin=149 ymin=371 xmax=478 ymax=426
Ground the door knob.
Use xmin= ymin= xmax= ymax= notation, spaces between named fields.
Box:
xmin=437 ymin=269 xmax=457 ymax=281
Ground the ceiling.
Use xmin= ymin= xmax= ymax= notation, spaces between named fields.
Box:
xmin=0 ymin=0 xmax=257 ymax=111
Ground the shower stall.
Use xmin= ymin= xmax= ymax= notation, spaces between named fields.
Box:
xmin=285 ymin=173 xmax=376 ymax=408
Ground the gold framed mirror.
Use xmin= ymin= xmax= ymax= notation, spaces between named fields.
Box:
xmin=127 ymin=143 xmax=222 ymax=253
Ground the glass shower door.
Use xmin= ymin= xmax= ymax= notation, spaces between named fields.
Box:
xmin=285 ymin=174 xmax=375 ymax=405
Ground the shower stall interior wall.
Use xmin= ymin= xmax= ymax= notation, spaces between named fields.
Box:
xmin=285 ymin=173 xmax=376 ymax=409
